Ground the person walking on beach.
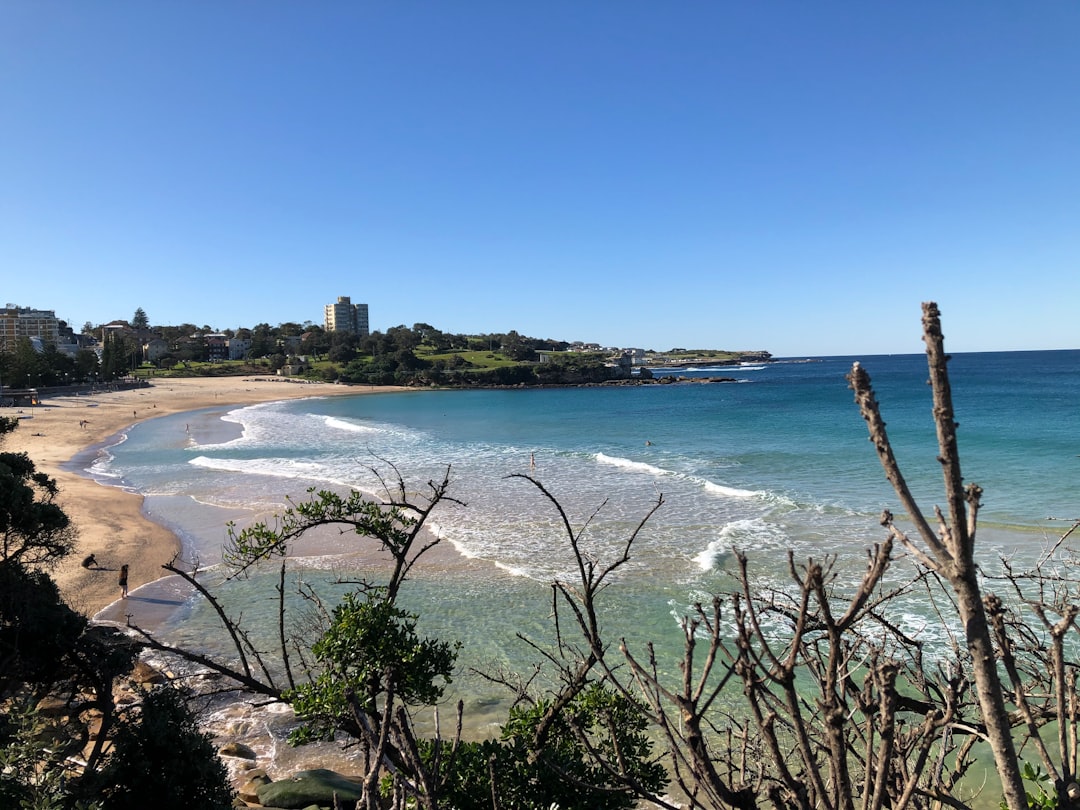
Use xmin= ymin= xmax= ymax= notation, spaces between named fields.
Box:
xmin=118 ymin=564 xmax=129 ymax=599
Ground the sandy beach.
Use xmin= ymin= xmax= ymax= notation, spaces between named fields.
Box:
xmin=3 ymin=377 xmax=386 ymax=617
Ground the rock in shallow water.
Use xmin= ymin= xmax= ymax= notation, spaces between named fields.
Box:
xmin=254 ymin=768 xmax=363 ymax=809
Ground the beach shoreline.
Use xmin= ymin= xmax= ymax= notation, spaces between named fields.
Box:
xmin=3 ymin=377 xmax=401 ymax=617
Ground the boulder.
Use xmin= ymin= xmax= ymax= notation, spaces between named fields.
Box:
xmin=35 ymin=696 xmax=69 ymax=717
xmin=219 ymin=741 xmax=258 ymax=760
xmin=237 ymin=772 xmax=272 ymax=804
xmin=130 ymin=660 xmax=166 ymax=685
xmin=255 ymin=769 xmax=363 ymax=809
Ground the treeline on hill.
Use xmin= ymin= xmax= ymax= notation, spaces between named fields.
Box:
xmin=0 ymin=312 xmax=646 ymax=389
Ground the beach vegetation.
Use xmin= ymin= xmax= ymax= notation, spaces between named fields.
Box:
xmin=0 ymin=417 xmax=78 ymax=568
xmin=426 ymin=683 xmax=665 ymax=810
xmin=98 ymin=330 xmax=139 ymax=379
xmin=83 ymin=686 xmax=233 ymax=810
xmin=286 ymin=592 xmax=460 ymax=745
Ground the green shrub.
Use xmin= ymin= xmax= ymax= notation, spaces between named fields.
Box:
xmin=90 ymin=687 xmax=233 ymax=810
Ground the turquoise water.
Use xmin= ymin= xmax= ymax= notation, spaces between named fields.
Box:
xmin=92 ymin=350 xmax=1079 ymax=714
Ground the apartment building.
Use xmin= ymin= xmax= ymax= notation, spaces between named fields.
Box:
xmin=0 ymin=304 xmax=62 ymax=348
xmin=324 ymin=296 xmax=370 ymax=337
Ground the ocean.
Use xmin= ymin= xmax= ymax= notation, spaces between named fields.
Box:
xmin=88 ymin=350 xmax=1079 ymax=741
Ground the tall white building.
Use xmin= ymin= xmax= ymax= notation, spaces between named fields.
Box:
xmin=324 ymin=296 xmax=369 ymax=337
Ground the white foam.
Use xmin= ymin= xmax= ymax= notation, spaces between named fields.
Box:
xmin=693 ymin=518 xmax=789 ymax=570
xmin=493 ymin=561 xmax=535 ymax=578
xmin=594 ymin=453 xmax=669 ymax=477
xmin=700 ymin=479 xmax=760 ymax=499
xmin=187 ymin=455 xmax=351 ymax=489
xmin=323 ymin=416 xmax=379 ymax=434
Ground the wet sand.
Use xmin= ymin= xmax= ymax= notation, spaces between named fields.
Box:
xmin=3 ymin=377 xmax=397 ymax=617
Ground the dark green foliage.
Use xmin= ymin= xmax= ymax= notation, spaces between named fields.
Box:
xmin=99 ymin=332 xmax=136 ymax=380
xmin=534 ymin=353 xmax=613 ymax=383
xmin=286 ymin=592 xmax=459 ymax=745
xmin=327 ymin=341 xmax=357 ymax=363
xmin=247 ymin=322 xmax=276 ymax=358
xmin=74 ymin=348 xmax=100 ymax=382
xmin=338 ymin=355 xmax=399 ymax=385
xmin=392 ymin=348 xmax=429 ymax=372
xmin=0 ymin=560 xmax=87 ymax=699
xmin=90 ymin=687 xmax=234 ymax=810
xmin=0 ymin=337 xmax=48 ymax=388
xmin=0 ymin=424 xmax=86 ymax=697
xmin=0 ymin=449 xmax=77 ymax=567
xmin=0 ymin=700 xmax=97 ymax=810
xmin=473 ymin=364 xmax=538 ymax=386
xmin=428 ymin=683 xmax=667 ymax=810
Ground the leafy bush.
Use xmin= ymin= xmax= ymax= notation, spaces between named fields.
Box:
xmin=89 ymin=686 xmax=233 ymax=810
xmin=286 ymin=592 xmax=460 ymax=745
xmin=427 ymin=683 xmax=667 ymax=810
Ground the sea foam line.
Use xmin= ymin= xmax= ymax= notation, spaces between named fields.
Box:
xmin=323 ymin=415 xmax=379 ymax=434
xmin=595 ymin=452 xmax=764 ymax=500
xmin=698 ymin=478 xmax=760 ymax=499
xmin=187 ymin=455 xmax=356 ymax=490
xmin=693 ymin=518 xmax=789 ymax=571
xmin=594 ymin=453 xmax=669 ymax=477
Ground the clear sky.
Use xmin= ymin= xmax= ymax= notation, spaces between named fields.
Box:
xmin=2 ymin=3 xmax=1077 ymax=356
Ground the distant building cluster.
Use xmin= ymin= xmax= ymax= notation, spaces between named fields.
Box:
xmin=0 ymin=303 xmax=82 ymax=355
xmin=324 ymin=296 xmax=369 ymax=338
xmin=3 ymin=297 xmax=373 ymax=369
xmin=10 ymin=296 xmax=763 ymax=377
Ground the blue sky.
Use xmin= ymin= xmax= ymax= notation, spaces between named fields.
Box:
xmin=2 ymin=3 xmax=1077 ymax=356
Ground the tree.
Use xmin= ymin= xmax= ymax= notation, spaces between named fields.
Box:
xmin=387 ymin=324 xmax=421 ymax=351
xmin=124 ymin=464 xmax=666 ymax=809
xmin=132 ymin=307 xmax=149 ymax=330
xmin=301 ymin=326 xmax=330 ymax=358
xmin=393 ymin=347 xmax=429 ymax=372
xmin=0 ymin=418 xmax=78 ymax=568
xmin=75 ymin=348 xmax=100 ymax=382
xmin=89 ymin=687 xmax=234 ymax=810
xmin=497 ymin=303 xmax=1047 ymax=810
xmin=848 ymin=302 xmax=1025 ymax=810
xmin=5 ymin=336 xmax=45 ymax=388
xmin=328 ymin=341 xmax=357 ymax=364
xmin=99 ymin=332 xmax=133 ymax=379
xmin=248 ymin=323 xmax=275 ymax=358
xmin=278 ymin=321 xmax=304 ymax=337
xmin=39 ymin=343 xmax=76 ymax=386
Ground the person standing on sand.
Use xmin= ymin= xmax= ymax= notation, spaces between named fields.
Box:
xmin=118 ymin=564 xmax=129 ymax=598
